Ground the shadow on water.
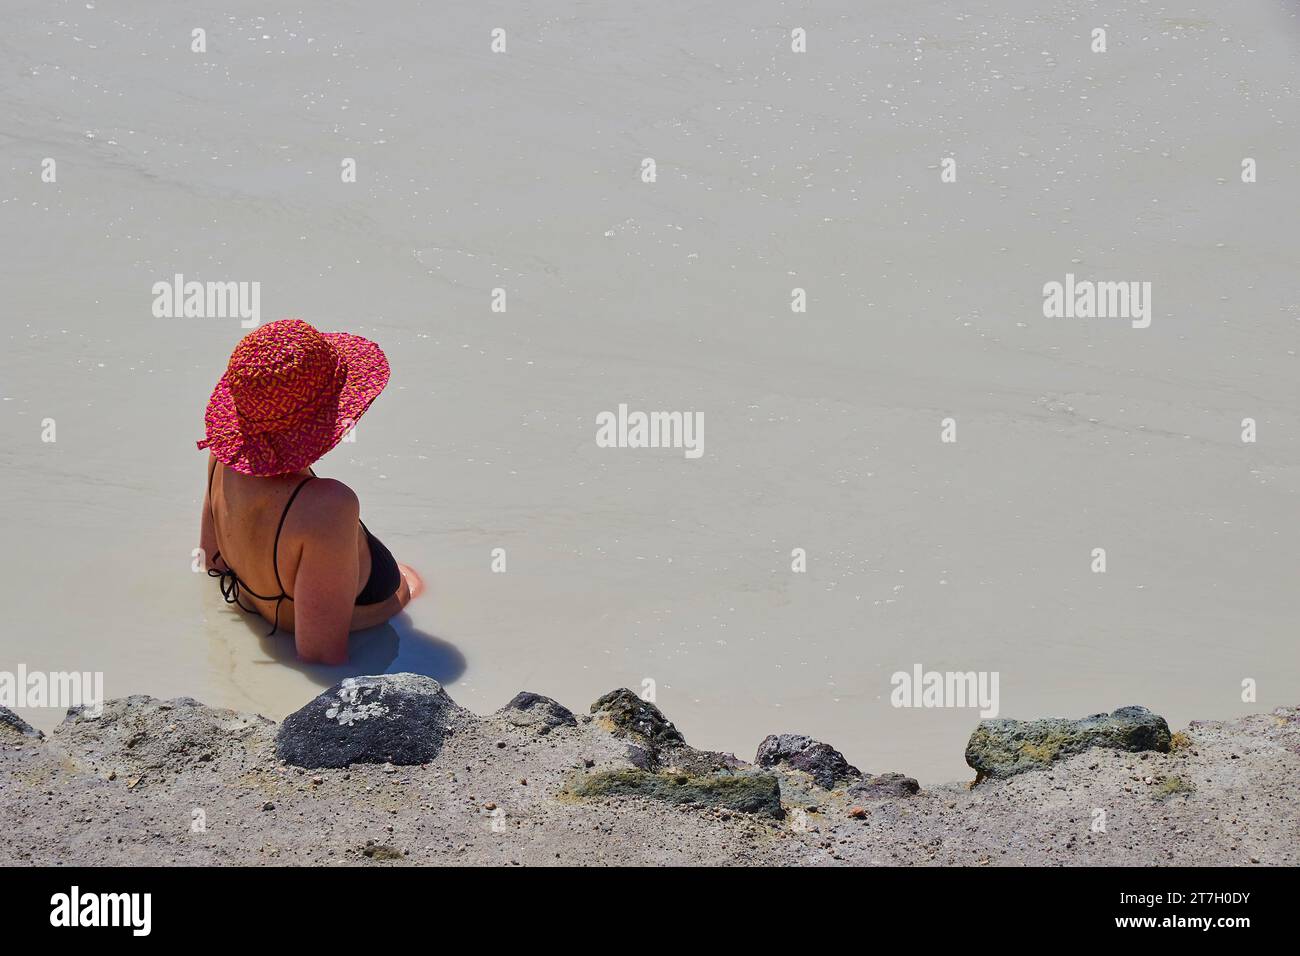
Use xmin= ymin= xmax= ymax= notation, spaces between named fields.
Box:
xmin=236 ymin=610 xmax=467 ymax=690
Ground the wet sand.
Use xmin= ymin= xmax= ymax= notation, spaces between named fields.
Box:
xmin=1 ymin=1 xmax=1297 ymax=783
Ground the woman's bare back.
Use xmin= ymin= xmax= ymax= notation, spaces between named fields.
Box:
xmin=201 ymin=456 xmax=413 ymax=660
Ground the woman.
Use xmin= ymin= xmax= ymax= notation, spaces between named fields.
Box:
xmin=197 ymin=318 xmax=416 ymax=664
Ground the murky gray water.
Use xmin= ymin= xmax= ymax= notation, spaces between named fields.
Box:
xmin=1 ymin=1 xmax=1297 ymax=782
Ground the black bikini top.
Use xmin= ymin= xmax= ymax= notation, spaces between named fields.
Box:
xmin=206 ymin=462 xmax=402 ymax=636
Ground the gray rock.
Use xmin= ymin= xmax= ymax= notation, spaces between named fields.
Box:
xmin=966 ymin=705 xmax=1172 ymax=781
xmin=0 ymin=706 xmax=42 ymax=739
xmin=755 ymin=733 xmax=862 ymax=789
xmin=848 ymin=772 xmax=920 ymax=800
xmin=568 ymin=768 xmax=784 ymax=818
xmin=590 ymin=689 xmax=685 ymax=748
xmin=276 ymin=673 xmax=470 ymax=769
xmin=498 ymin=692 xmax=577 ymax=735
xmin=52 ymin=695 xmax=275 ymax=779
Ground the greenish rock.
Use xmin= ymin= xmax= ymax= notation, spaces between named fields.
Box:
xmin=965 ymin=705 xmax=1171 ymax=781
xmin=568 ymin=768 xmax=784 ymax=818
xmin=590 ymin=688 xmax=685 ymax=748
xmin=591 ymin=689 xmax=744 ymax=776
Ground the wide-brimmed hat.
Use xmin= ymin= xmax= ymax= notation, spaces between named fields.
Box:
xmin=196 ymin=318 xmax=389 ymax=477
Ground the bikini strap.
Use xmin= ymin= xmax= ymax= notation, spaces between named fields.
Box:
xmin=272 ymin=476 xmax=315 ymax=597
xmin=207 ymin=458 xmax=312 ymax=638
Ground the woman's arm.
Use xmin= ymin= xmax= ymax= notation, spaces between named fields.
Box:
xmin=291 ymin=481 xmax=362 ymax=664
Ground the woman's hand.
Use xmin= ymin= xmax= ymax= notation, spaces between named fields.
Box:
xmin=399 ymin=563 xmax=424 ymax=599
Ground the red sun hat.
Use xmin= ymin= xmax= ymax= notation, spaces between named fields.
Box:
xmin=196 ymin=318 xmax=389 ymax=477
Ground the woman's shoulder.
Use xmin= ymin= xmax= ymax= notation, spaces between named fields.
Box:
xmin=295 ymin=476 xmax=360 ymax=528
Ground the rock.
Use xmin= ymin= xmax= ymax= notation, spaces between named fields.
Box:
xmin=965 ymin=705 xmax=1172 ymax=781
xmin=624 ymin=738 xmax=741 ymax=775
xmin=658 ymin=746 xmax=746 ymax=777
xmin=588 ymin=690 xmax=744 ymax=778
xmin=276 ymin=674 xmax=470 ymax=770
xmin=755 ymin=734 xmax=862 ymax=789
xmin=52 ymin=695 xmax=274 ymax=778
xmin=590 ymin=689 xmax=684 ymax=748
xmin=848 ymin=772 xmax=920 ymax=800
xmin=625 ymin=744 xmax=657 ymax=771
xmin=498 ymin=692 xmax=577 ymax=735
xmin=0 ymin=706 xmax=42 ymax=739
xmin=848 ymin=806 xmax=867 ymax=819
xmin=568 ymin=768 xmax=784 ymax=818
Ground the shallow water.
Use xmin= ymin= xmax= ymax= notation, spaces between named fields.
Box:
xmin=1 ymin=1 xmax=1297 ymax=783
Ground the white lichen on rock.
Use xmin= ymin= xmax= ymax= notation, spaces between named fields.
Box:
xmin=324 ymin=678 xmax=388 ymax=726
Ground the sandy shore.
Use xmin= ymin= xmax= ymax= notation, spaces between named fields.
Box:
xmin=2 ymin=679 xmax=1296 ymax=866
